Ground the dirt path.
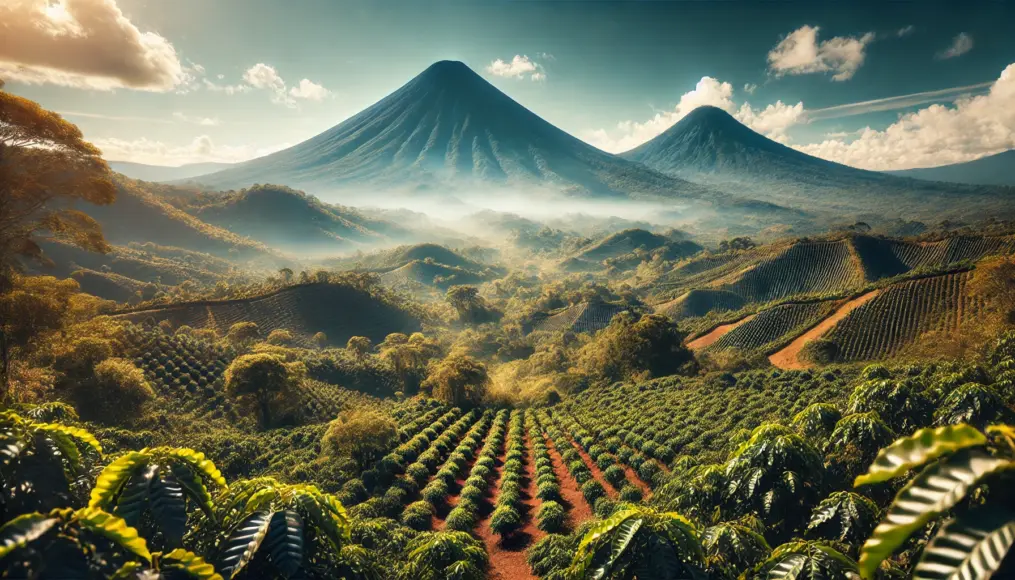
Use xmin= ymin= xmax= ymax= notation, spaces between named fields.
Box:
xmin=686 ymin=314 xmax=757 ymax=350
xmin=769 ymin=290 xmax=881 ymax=369
xmin=476 ymin=432 xmax=537 ymax=580
xmin=543 ymin=433 xmax=593 ymax=529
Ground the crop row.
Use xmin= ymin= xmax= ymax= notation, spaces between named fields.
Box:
xmin=552 ymin=412 xmax=645 ymax=502
xmin=827 ymin=271 xmax=977 ymax=361
xmin=528 ymin=412 xmax=566 ymax=533
xmin=537 ymin=411 xmax=605 ymax=511
xmin=444 ymin=410 xmax=510 ymax=532
xmin=709 ymin=300 xmax=837 ymax=354
xmin=489 ymin=410 xmax=529 ymax=537
xmin=404 ymin=411 xmax=494 ymax=530
xmin=347 ymin=408 xmax=476 ymax=520
xmin=560 ymin=370 xmax=855 ymax=465
xmin=723 ymin=239 xmax=863 ymax=304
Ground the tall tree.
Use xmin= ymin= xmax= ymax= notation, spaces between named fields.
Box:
xmin=0 ymin=80 xmax=116 ymax=291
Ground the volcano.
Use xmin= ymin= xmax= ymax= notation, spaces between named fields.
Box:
xmin=621 ymin=106 xmax=1015 ymax=220
xmin=191 ymin=61 xmax=712 ymax=200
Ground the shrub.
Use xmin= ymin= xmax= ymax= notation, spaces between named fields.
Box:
xmin=619 ymin=484 xmax=644 ymax=503
xmin=444 ymin=504 xmax=477 ymax=531
xmin=226 ymin=321 xmax=260 ymax=344
xmin=402 ymin=500 xmax=435 ymax=531
xmin=603 ymin=464 xmax=626 ymax=488
xmin=489 ymin=505 xmax=522 ymax=537
xmin=537 ymin=500 xmax=566 ymax=533
xmin=537 ymin=481 xmax=561 ymax=502
xmin=581 ymin=479 xmax=606 ymax=504
xmin=82 ymin=358 xmax=155 ymax=423
xmin=266 ymin=328 xmax=295 ymax=345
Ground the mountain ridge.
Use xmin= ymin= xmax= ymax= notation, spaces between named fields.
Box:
xmin=885 ymin=149 xmax=1015 ymax=186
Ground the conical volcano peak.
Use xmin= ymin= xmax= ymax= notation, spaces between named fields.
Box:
xmin=682 ymin=105 xmax=738 ymax=122
xmin=416 ymin=60 xmax=484 ymax=86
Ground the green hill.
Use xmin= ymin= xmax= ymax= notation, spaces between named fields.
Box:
xmin=82 ymin=176 xmax=284 ymax=265
xmin=186 ymin=184 xmax=397 ymax=254
xmin=112 ymin=282 xmax=421 ymax=346
xmin=561 ymin=228 xmax=702 ymax=272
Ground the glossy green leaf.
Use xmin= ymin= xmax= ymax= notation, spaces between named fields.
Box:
xmin=75 ymin=507 xmax=152 ymax=562
xmin=265 ymin=510 xmax=304 ymax=578
xmin=855 ymin=425 xmax=987 ymax=487
xmin=914 ymin=508 xmax=1015 ymax=580
xmin=858 ymin=449 xmax=1014 ymax=578
xmin=115 ymin=464 xmax=157 ymax=530
xmin=159 ymin=548 xmax=224 ymax=580
xmin=0 ymin=513 xmax=59 ymax=560
xmin=217 ymin=510 xmax=273 ymax=579
xmin=90 ymin=451 xmax=148 ymax=510
xmin=151 ymin=470 xmax=188 ymax=549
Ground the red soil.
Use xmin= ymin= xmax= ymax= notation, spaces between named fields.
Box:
xmin=769 ymin=290 xmax=881 ymax=370
xmin=475 ymin=430 xmax=536 ymax=580
xmin=543 ymin=433 xmax=593 ymax=529
xmin=686 ymin=314 xmax=757 ymax=350
xmin=618 ymin=462 xmax=652 ymax=499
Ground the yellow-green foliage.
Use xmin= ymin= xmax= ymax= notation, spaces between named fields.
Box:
xmin=224 ymin=353 xmax=305 ymax=427
xmin=421 ymin=352 xmax=489 ymax=407
xmin=322 ymin=409 xmax=399 ymax=470
xmin=87 ymin=358 xmax=156 ymax=423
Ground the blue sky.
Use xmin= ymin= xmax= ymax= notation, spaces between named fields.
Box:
xmin=3 ymin=0 xmax=1013 ymax=170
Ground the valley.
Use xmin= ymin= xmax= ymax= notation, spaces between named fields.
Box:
xmin=5 ymin=29 xmax=1015 ymax=580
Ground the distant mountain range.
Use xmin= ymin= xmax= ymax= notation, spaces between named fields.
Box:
xmin=187 ymin=61 xmax=738 ymax=204
xmin=620 ymin=106 xmax=1015 ymax=221
xmin=884 ymin=150 xmax=1015 ymax=186
xmin=109 ymin=161 xmax=233 ymax=182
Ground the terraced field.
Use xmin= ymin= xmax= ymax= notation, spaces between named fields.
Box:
xmin=113 ymin=282 xmax=421 ymax=346
xmin=654 ymin=289 xmax=746 ymax=320
xmin=721 ymin=239 xmax=864 ymax=303
xmin=825 ymin=270 xmax=984 ymax=361
xmin=706 ymin=300 xmax=839 ymax=354
xmin=531 ymin=302 xmax=629 ymax=334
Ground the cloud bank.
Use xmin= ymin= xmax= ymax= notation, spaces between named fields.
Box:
xmin=94 ymin=135 xmax=290 ymax=165
xmin=0 ymin=0 xmax=188 ymax=91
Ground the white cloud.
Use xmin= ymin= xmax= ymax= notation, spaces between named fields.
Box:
xmin=172 ymin=112 xmax=220 ymax=126
xmin=937 ymin=33 xmax=973 ymax=60
xmin=237 ymin=63 xmax=330 ymax=106
xmin=583 ymin=76 xmax=806 ymax=152
xmin=735 ymin=101 xmax=806 ymax=143
xmin=767 ymin=25 xmax=875 ymax=81
xmin=289 ymin=78 xmax=331 ymax=101
xmin=0 ymin=0 xmax=188 ymax=91
xmin=203 ymin=78 xmax=251 ymax=95
xmin=243 ymin=63 xmax=292 ymax=105
xmin=94 ymin=135 xmax=290 ymax=165
xmin=486 ymin=55 xmax=545 ymax=81
xmin=743 ymin=83 xmax=758 ymax=95
xmin=796 ymin=62 xmax=1015 ymax=170
xmin=897 ymin=25 xmax=915 ymax=38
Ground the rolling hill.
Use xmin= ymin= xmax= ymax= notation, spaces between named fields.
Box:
xmin=651 ymin=233 xmax=1015 ymax=322
xmin=621 ymin=106 xmax=1015 ymax=221
xmin=561 ymin=228 xmax=702 ymax=271
xmin=81 ymin=176 xmax=285 ymax=265
xmin=109 ymin=161 xmax=233 ymax=182
xmin=331 ymin=243 xmax=502 ymax=275
xmin=885 ymin=149 xmax=1015 ymax=186
xmin=185 ymin=61 xmax=780 ymax=213
xmin=184 ymin=184 xmax=390 ymax=254
xmin=112 ymin=282 xmax=421 ymax=346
